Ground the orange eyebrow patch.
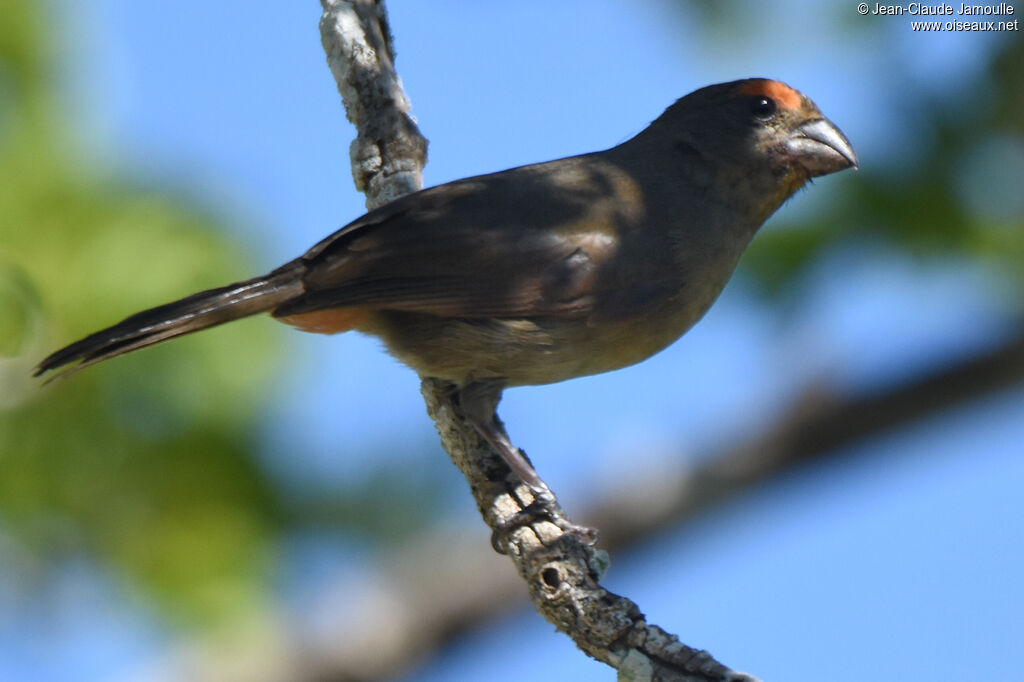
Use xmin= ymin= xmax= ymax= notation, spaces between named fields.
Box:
xmin=739 ymin=79 xmax=801 ymax=111
xmin=276 ymin=307 xmax=370 ymax=334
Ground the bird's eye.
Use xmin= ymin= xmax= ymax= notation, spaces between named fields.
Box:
xmin=751 ymin=96 xmax=777 ymax=120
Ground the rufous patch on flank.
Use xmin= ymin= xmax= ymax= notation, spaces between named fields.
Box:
xmin=739 ymin=79 xmax=801 ymax=111
xmin=277 ymin=307 xmax=370 ymax=334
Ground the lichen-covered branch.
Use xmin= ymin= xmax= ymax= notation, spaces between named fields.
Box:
xmin=318 ymin=1 xmax=758 ymax=680
xmin=320 ymin=0 xmax=427 ymax=209
xmin=420 ymin=380 xmax=759 ymax=682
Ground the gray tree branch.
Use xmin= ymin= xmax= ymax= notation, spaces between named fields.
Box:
xmin=320 ymin=0 xmax=426 ymax=209
xmin=318 ymin=1 xmax=758 ymax=680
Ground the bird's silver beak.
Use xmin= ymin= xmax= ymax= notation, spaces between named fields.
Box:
xmin=786 ymin=118 xmax=858 ymax=177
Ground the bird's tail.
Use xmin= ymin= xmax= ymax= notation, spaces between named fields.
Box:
xmin=35 ymin=265 xmax=304 ymax=379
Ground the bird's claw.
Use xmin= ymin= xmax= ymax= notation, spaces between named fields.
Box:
xmin=490 ymin=489 xmax=599 ymax=553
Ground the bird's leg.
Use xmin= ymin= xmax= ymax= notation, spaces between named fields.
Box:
xmin=456 ymin=380 xmax=545 ymax=490
xmin=456 ymin=381 xmax=598 ymax=551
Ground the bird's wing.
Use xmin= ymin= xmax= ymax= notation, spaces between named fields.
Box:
xmin=274 ymin=156 xmax=676 ymax=323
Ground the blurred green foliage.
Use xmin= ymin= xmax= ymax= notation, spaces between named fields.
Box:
xmin=0 ymin=0 xmax=284 ymax=624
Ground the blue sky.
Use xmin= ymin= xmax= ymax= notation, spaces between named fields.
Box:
xmin=4 ymin=2 xmax=1021 ymax=681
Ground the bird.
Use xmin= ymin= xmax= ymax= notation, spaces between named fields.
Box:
xmin=36 ymin=78 xmax=857 ymax=505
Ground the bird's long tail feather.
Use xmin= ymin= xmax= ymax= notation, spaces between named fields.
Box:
xmin=35 ymin=266 xmax=303 ymax=379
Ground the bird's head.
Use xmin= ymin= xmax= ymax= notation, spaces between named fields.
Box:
xmin=733 ymin=78 xmax=858 ymax=178
xmin=640 ymin=78 xmax=858 ymax=212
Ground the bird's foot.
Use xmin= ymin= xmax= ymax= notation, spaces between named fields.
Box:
xmin=491 ymin=487 xmax=599 ymax=553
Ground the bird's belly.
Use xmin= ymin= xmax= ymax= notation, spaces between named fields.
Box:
xmin=364 ymin=301 xmax=703 ymax=387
